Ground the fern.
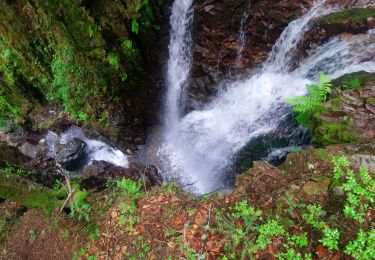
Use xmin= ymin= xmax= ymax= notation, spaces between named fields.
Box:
xmin=287 ymin=73 xmax=332 ymax=126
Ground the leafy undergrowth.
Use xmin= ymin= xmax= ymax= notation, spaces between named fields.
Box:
xmin=1 ymin=153 xmax=374 ymax=259
xmin=74 ymin=155 xmax=374 ymax=259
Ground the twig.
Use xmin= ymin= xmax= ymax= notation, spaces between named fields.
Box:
xmin=56 ymin=163 xmax=75 ymax=212
xmin=60 ymin=174 xmax=75 ymax=212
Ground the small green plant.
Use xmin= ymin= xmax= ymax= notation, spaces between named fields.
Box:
xmin=59 ymin=229 xmax=70 ymax=239
xmin=331 ymin=156 xmax=375 ymax=223
xmin=344 ymin=229 xmax=375 ymax=260
xmin=343 ymin=77 xmax=361 ymax=90
xmin=256 ymin=220 xmax=285 ymax=249
xmin=1 ymin=48 xmax=19 ymax=86
xmin=125 ymin=236 xmax=151 ymax=259
xmin=302 ymin=204 xmax=325 ymax=229
xmin=278 ymin=248 xmax=312 ymax=260
xmin=319 ymin=227 xmax=340 ymax=250
xmin=116 ymin=179 xmax=143 ymax=231
xmin=291 ymin=147 xmax=302 ymax=153
xmin=287 ymin=72 xmax=332 ymax=126
xmin=212 ymin=200 xmax=263 ymax=258
xmin=70 ymin=201 xmax=91 ymax=222
xmin=230 ymin=200 xmax=262 ymax=227
xmin=332 ymin=155 xmax=350 ymax=180
xmin=107 ymin=52 xmax=120 ymax=70
xmin=69 ymin=189 xmax=91 ymax=222
xmin=116 ymin=178 xmax=143 ymax=197
xmin=288 ymin=233 xmax=308 ymax=248
xmin=131 ymin=19 xmax=139 ymax=34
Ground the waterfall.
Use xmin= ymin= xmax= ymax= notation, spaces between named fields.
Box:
xmin=165 ymin=0 xmax=194 ymax=130
xmin=160 ymin=0 xmax=375 ymax=194
xmin=236 ymin=1 xmax=251 ymax=66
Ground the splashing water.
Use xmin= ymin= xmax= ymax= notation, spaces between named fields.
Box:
xmin=165 ymin=0 xmax=195 ymax=129
xmin=159 ymin=0 xmax=375 ymax=193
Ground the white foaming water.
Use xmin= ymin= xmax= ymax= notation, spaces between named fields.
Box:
xmin=160 ymin=0 xmax=375 ymax=193
xmin=46 ymin=126 xmax=128 ymax=168
xmin=165 ymin=0 xmax=194 ymax=129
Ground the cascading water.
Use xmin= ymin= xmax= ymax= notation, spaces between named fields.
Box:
xmin=159 ymin=0 xmax=375 ymax=194
xmin=165 ymin=0 xmax=194 ymax=129
xmin=46 ymin=126 xmax=128 ymax=170
xmin=236 ymin=1 xmax=251 ymax=66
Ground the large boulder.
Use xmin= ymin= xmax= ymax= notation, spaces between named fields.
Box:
xmin=80 ymin=160 xmax=162 ymax=190
xmin=56 ymin=138 xmax=89 ymax=171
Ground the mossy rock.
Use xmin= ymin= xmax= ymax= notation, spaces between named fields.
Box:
xmin=0 ymin=171 xmax=64 ymax=214
xmin=310 ymin=109 xmax=359 ymax=146
xmin=331 ymin=71 xmax=375 ymax=92
xmin=0 ymin=0 xmax=162 ymax=125
xmin=307 ymin=72 xmax=375 ymax=146
xmin=318 ymin=8 xmax=375 ymax=25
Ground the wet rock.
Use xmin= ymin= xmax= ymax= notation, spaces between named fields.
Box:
xmin=303 ymin=179 xmax=331 ymax=196
xmin=19 ymin=142 xmax=40 ymax=159
xmin=332 ymin=185 xmax=345 ymax=197
xmin=80 ymin=161 xmax=162 ymax=190
xmin=56 ymin=138 xmax=89 ymax=171
xmin=294 ymin=7 xmax=375 ymax=68
xmin=188 ymin=0 xmax=314 ymax=109
xmin=233 ymin=114 xmax=309 ymax=172
xmin=0 ymin=143 xmax=31 ymax=168
xmin=349 ymin=154 xmax=375 ymax=172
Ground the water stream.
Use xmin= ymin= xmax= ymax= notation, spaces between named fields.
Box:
xmin=158 ymin=0 xmax=375 ymax=194
xmin=236 ymin=1 xmax=252 ymax=67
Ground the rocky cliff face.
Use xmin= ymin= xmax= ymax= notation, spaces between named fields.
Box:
xmin=186 ymin=0 xmax=313 ymax=110
xmin=0 ymin=0 xmax=171 ymax=149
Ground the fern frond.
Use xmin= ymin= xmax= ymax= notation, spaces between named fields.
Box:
xmin=287 ymin=72 xmax=332 ymax=126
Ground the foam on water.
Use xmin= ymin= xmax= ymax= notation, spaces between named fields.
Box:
xmin=47 ymin=126 xmax=128 ymax=168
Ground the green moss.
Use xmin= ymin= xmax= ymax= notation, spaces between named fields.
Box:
xmin=0 ymin=0 xmax=162 ymax=124
xmin=305 ymin=71 xmax=375 ymax=145
xmin=319 ymin=8 xmax=375 ymax=25
xmin=0 ymin=171 xmax=63 ymax=214
xmin=366 ymin=97 xmax=375 ymax=105
xmin=331 ymin=71 xmax=375 ymax=93
xmin=314 ymin=150 xmax=330 ymax=161
xmin=312 ymin=120 xmax=358 ymax=146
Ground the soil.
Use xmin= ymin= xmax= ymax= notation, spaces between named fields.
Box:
xmin=0 ymin=207 xmax=84 ymax=260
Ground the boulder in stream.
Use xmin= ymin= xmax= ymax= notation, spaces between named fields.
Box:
xmin=56 ymin=138 xmax=89 ymax=171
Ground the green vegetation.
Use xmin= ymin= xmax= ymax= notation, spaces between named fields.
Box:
xmin=0 ymin=0 xmax=162 ymax=125
xmin=345 ymin=229 xmax=375 ymax=260
xmin=318 ymin=8 xmax=375 ymax=25
xmin=287 ymin=73 xmax=332 ymax=126
xmin=288 ymin=72 xmax=375 ymax=145
xmin=0 ymin=170 xmax=63 ymax=214
xmin=311 ymin=116 xmax=358 ymax=145
xmin=116 ymin=179 xmax=143 ymax=231
xmin=69 ymin=190 xmax=92 ymax=222
xmin=332 ymin=156 xmax=375 ymax=223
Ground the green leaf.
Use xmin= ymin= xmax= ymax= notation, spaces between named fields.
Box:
xmin=131 ymin=20 xmax=139 ymax=34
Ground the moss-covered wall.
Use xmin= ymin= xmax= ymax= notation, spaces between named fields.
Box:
xmin=0 ymin=0 xmax=162 ymax=127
